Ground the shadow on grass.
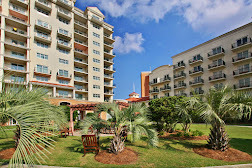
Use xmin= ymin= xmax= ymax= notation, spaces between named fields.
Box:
xmin=0 ymin=140 xmax=15 ymax=150
xmin=229 ymin=138 xmax=252 ymax=155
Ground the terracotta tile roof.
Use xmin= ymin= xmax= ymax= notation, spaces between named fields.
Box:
xmin=129 ymin=92 xmax=139 ymax=96
xmin=126 ymin=96 xmax=149 ymax=103
xmin=30 ymin=81 xmax=74 ymax=88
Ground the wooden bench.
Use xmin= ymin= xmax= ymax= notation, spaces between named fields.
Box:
xmin=81 ymin=135 xmax=99 ymax=156
xmin=60 ymin=127 xmax=73 ymax=138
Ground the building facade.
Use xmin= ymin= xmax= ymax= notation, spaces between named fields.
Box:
xmin=141 ymin=71 xmax=150 ymax=97
xmin=0 ymin=0 xmax=116 ymax=104
xmin=147 ymin=23 xmax=252 ymax=99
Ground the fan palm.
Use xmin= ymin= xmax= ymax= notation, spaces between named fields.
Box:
xmin=82 ymin=103 xmax=158 ymax=154
xmin=0 ymin=81 xmax=67 ymax=167
xmin=193 ymin=86 xmax=252 ymax=151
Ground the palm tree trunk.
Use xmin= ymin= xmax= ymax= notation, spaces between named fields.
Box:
xmin=208 ymin=122 xmax=229 ymax=151
xmin=110 ymin=134 xmax=125 ymax=154
xmin=13 ymin=125 xmax=20 ymax=149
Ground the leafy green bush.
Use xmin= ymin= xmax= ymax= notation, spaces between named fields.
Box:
xmin=183 ymin=132 xmax=190 ymax=137
xmin=175 ymin=132 xmax=183 ymax=137
xmin=192 ymin=130 xmax=204 ymax=136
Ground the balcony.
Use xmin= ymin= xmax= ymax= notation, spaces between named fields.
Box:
xmin=4 ymin=65 xmax=29 ymax=74
xmin=104 ymin=58 xmax=114 ymax=65
xmin=56 ymin=0 xmax=73 ymax=10
xmin=189 ymin=56 xmax=203 ymax=65
xmin=74 ymin=20 xmax=88 ymax=29
xmin=160 ymin=86 xmax=171 ymax=92
xmin=149 ymin=89 xmax=159 ymax=94
xmin=10 ymin=0 xmax=28 ymax=8
xmin=74 ymin=29 xmax=88 ymax=39
xmin=75 ymin=88 xmax=88 ymax=93
xmin=57 ymin=40 xmax=72 ymax=50
xmin=57 ymin=7 xmax=72 ymax=20
xmin=4 ymin=79 xmax=27 ymax=85
xmin=208 ymin=60 xmax=226 ymax=70
xmin=35 ymin=0 xmax=52 ymax=11
xmin=4 ymin=40 xmax=29 ymax=51
xmin=232 ymin=37 xmax=252 ymax=51
xmin=104 ymin=33 xmax=115 ymax=43
xmin=175 ymin=93 xmax=187 ymax=97
xmin=91 ymin=16 xmax=103 ymax=25
xmin=104 ymin=91 xmax=114 ymax=95
xmin=35 ymin=20 xmax=52 ymax=32
xmin=74 ymin=68 xmax=88 ymax=75
xmin=209 ymin=73 xmax=226 ymax=82
xmin=4 ymin=54 xmax=29 ymax=63
xmin=104 ymin=82 xmax=116 ymax=88
xmin=174 ymin=83 xmax=187 ymax=90
xmin=234 ymin=81 xmax=252 ymax=90
xmin=173 ymin=63 xmax=185 ymax=70
xmin=104 ymin=51 xmax=116 ymax=58
xmin=104 ymin=41 xmax=114 ymax=50
xmin=74 ymin=79 xmax=88 ymax=84
xmin=34 ymin=68 xmax=52 ymax=77
xmin=232 ymin=52 xmax=252 ymax=64
xmin=5 ymin=27 xmax=28 ymax=41
xmin=34 ymin=32 xmax=52 ymax=44
xmin=233 ymin=66 xmax=252 ymax=77
xmin=74 ymin=10 xmax=88 ymax=19
xmin=189 ymin=79 xmax=204 ymax=86
xmin=57 ymin=29 xmax=72 ymax=39
xmin=56 ymin=72 xmax=71 ymax=81
xmin=104 ymin=74 xmax=114 ymax=80
xmin=104 ymin=25 xmax=114 ymax=34
xmin=104 ymin=67 xmax=116 ymax=73
xmin=74 ymin=59 xmax=88 ymax=66
xmin=74 ymin=48 xmax=88 ymax=57
xmin=190 ymin=90 xmax=204 ymax=96
xmin=174 ymin=72 xmax=186 ymax=80
xmin=208 ymin=47 xmax=225 ymax=59
xmin=189 ymin=67 xmax=204 ymax=75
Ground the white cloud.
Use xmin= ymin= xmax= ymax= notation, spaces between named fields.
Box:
xmin=78 ymin=0 xmax=252 ymax=34
xmin=114 ymin=33 xmax=144 ymax=54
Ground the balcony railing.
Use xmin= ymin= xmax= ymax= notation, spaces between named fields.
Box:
xmin=174 ymin=72 xmax=186 ymax=79
xmin=9 ymin=4 xmax=27 ymax=16
xmin=232 ymin=37 xmax=252 ymax=49
xmin=208 ymin=47 xmax=225 ymax=58
xmin=34 ymin=68 xmax=51 ymax=76
xmin=233 ymin=66 xmax=252 ymax=76
xmin=189 ymin=56 xmax=203 ymax=64
xmin=174 ymin=83 xmax=186 ymax=88
xmin=208 ymin=60 xmax=225 ymax=69
xmin=104 ymin=58 xmax=114 ymax=63
xmin=57 ymin=0 xmax=72 ymax=8
xmin=160 ymin=86 xmax=171 ymax=91
xmin=35 ymin=32 xmax=52 ymax=42
xmin=189 ymin=67 xmax=204 ymax=74
xmin=104 ymin=41 xmax=114 ymax=47
xmin=57 ymin=7 xmax=72 ymax=19
xmin=173 ymin=63 xmax=185 ymax=70
xmin=149 ymin=89 xmax=159 ymax=93
xmin=189 ymin=79 xmax=204 ymax=85
xmin=74 ymin=29 xmax=88 ymax=37
xmin=209 ymin=73 xmax=226 ymax=81
xmin=190 ymin=90 xmax=204 ymax=95
xmin=175 ymin=93 xmax=187 ymax=97
xmin=232 ymin=52 xmax=252 ymax=63
xmin=74 ymin=20 xmax=87 ymax=28
xmin=35 ymin=0 xmax=52 ymax=10
xmin=57 ymin=40 xmax=72 ymax=48
xmin=104 ymin=74 xmax=114 ymax=78
xmin=58 ymin=29 xmax=72 ymax=38
xmin=56 ymin=72 xmax=72 ymax=80
xmin=35 ymin=20 xmax=51 ymax=31
xmin=234 ymin=81 xmax=252 ymax=89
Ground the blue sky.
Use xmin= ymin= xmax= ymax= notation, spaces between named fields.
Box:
xmin=75 ymin=0 xmax=252 ymax=99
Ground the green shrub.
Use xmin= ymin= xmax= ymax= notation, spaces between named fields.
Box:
xmin=183 ymin=132 xmax=190 ymax=137
xmin=175 ymin=132 xmax=183 ymax=137
xmin=192 ymin=130 xmax=204 ymax=136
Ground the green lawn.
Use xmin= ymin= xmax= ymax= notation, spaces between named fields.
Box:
xmin=1 ymin=124 xmax=252 ymax=167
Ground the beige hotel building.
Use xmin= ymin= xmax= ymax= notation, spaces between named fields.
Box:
xmin=148 ymin=22 xmax=252 ymax=99
xmin=0 ymin=0 xmax=116 ymax=105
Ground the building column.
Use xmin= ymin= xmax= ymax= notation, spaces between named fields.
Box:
xmin=0 ymin=16 xmax=6 ymax=91
xmin=73 ymin=89 xmax=76 ymax=99
xmin=53 ymin=86 xmax=56 ymax=97
xmin=69 ymin=108 xmax=74 ymax=131
xmin=29 ymin=83 xmax=32 ymax=91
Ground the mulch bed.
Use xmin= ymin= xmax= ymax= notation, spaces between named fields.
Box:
xmin=95 ymin=148 xmax=138 ymax=165
xmin=0 ymin=148 xmax=15 ymax=160
xmin=159 ymin=132 xmax=209 ymax=140
xmin=193 ymin=147 xmax=252 ymax=162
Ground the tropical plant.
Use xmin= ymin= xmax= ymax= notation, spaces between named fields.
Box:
xmin=191 ymin=86 xmax=252 ymax=151
xmin=82 ymin=103 xmax=158 ymax=154
xmin=148 ymin=96 xmax=184 ymax=132
xmin=0 ymin=82 xmax=67 ymax=167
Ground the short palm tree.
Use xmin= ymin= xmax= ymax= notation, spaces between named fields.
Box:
xmin=194 ymin=86 xmax=252 ymax=151
xmin=0 ymin=81 xmax=66 ymax=167
xmin=82 ymin=103 xmax=158 ymax=154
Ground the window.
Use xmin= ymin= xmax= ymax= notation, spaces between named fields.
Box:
xmin=59 ymin=48 xmax=69 ymax=54
xmin=74 ymin=76 xmax=83 ymax=81
xmin=93 ymin=32 xmax=100 ymax=38
xmin=37 ymin=30 xmax=49 ymax=39
xmin=238 ymin=64 xmax=250 ymax=73
xmin=93 ymin=85 xmax=100 ymax=89
xmin=93 ymin=94 xmax=100 ymax=98
xmin=75 ymin=85 xmax=83 ymax=90
xmin=76 ymin=94 xmax=83 ymax=99
xmin=36 ymin=65 xmax=48 ymax=73
xmin=93 ymin=67 xmax=100 ymax=72
xmin=193 ymin=76 xmax=202 ymax=82
xmin=11 ymin=64 xmax=24 ymax=71
xmin=153 ymin=78 xmax=157 ymax=84
xmin=164 ymin=74 xmax=170 ymax=80
xmin=212 ymin=59 xmax=223 ymax=66
xmin=58 ymin=69 xmax=68 ymax=77
xmin=58 ymin=28 xmax=69 ymax=36
xmin=193 ymin=54 xmax=201 ymax=61
xmin=74 ymin=57 xmax=82 ymax=62
xmin=177 ymin=61 xmax=184 ymax=66
xmin=236 ymin=36 xmax=248 ymax=46
xmin=58 ymin=38 xmax=69 ymax=46
xmin=12 ymin=39 xmax=24 ymax=46
xmin=37 ymin=41 xmax=49 ymax=48
xmin=11 ymin=75 xmax=24 ymax=82
xmin=74 ymin=39 xmax=83 ymax=44
xmin=36 ymin=76 xmax=48 ymax=82
xmin=93 ymin=50 xmax=100 ymax=55
xmin=58 ymin=17 xmax=69 ymax=24
xmin=93 ymin=76 xmax=100 ymax=80
xmin=214 ymin=83 xmax=223 ymax=89
xmin=239 ymin=78 xmax=250 ymax=87
xmin=93 ymin=23 xmax=100 ymax=29
xmin=59 ymin=80 xmax=69 ymax=85
xmin=93 ymin=58 xmax=100 ymax=63
xmin=93 ymin=41 xmax=100 ymax=46
xmin=11 ymin=4 xmax=26 ymax=14
xmin=37 ymin=20 xmax=49 ymax=28
xmin=193 ymin=65 xmax=202 ymax=72
xmin=213 ymin=71 xmax=223 ymax=78
xmin=58 ymin=90 xmax=69 ymax=97
xmin=11 ymin=51 xmax=25 ymax=59
xmin=59 ymin=58 xmax=68 ymax=64
xmin=153 ymin=95 xmax=158 ymax=99
xmin=92 ymin=15 xmax=100 ymax=20
xmin=37 ymin=7 xmax=49 ymax=15
xmin=237 ymin=50 xmax=249 ymax=59
xmin=212 ymin=46 xmax=222 ymax=55
xmin=74 ymin=67 xmax=83 ymax=72
xmin=37 ymin=53 xmax=48 ymax=60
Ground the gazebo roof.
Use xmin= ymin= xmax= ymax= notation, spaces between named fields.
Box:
xmin=68 ymin=102 xmax=130 ymax=111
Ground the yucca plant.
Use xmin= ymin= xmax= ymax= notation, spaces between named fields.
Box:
xmin=0 ymin=80 xmax=67 ymax=167
xmin=82 ymin=103 xmax=158 ymax=154
xmin=193 ymin=86 xmax=252 ymax=151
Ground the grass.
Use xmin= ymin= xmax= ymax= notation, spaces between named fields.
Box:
xmin=0 ymin=124 xmax=252 ymax=167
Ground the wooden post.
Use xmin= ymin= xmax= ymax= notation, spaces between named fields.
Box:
xmin=70 ymin=108 xmax=74 ymax=131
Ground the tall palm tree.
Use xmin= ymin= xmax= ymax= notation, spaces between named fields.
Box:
xmin=0 ymin=81 xmax=66 ymax=167
xmin=193 ymin=86 xmax=252 ymax=151
xmin=82 ymin=103 xmax=158 ymax=154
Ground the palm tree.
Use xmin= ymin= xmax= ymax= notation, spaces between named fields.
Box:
xmin=0 ymin=81 xmax=66 ymax=167
xmin=82 ymin=103 xmax=158 ymax=154
xmin=193 ymin=86 xmax=252 ymax=151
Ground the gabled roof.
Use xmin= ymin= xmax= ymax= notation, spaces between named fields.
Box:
xmin=87 ymin=7 xmax=105 ymax=18
xmin=126 ymin=96 xmax=149 ymax=103
xmin=129 ymin=92 xmax=139 ymax=96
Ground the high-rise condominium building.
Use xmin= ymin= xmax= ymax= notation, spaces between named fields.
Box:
xmin=0 ymin=0 xmax=116 ymax=104
xmin=147 ymin=22 xmax=252 ymax=99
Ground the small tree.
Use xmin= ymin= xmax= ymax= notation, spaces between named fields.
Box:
xmin=148 ymin=96 xmax=183 ymax=132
